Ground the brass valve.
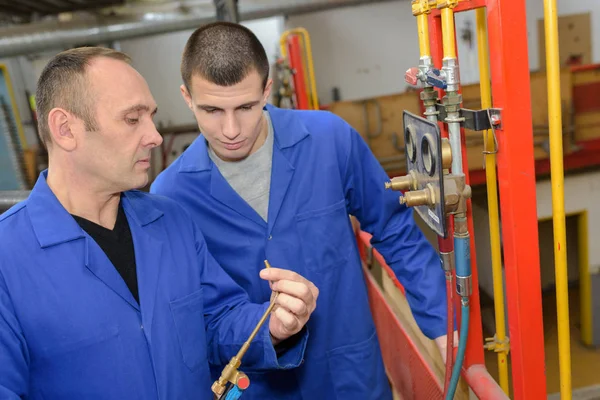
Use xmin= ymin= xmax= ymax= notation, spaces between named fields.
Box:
xmin=399 ymin=183 xmax=437 ymax=207
xmin=385 ymin=170 xmax=419 ymax=192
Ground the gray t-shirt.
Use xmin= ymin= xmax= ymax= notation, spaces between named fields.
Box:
xmin=208 ymin=111 xmax=274 ymax=221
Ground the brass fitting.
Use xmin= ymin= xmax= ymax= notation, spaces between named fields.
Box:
xmin=385 ymin=170 xmax=419 ymax=192
xmin=400 ymin=183 xmax=437 ymax=207
xmin=412 ymin=0 xmax=436 ymax=15
xmin=442 ymin=92 xmax=463 ymax=113
xmin=443 ymin=173 xmax=472 ymax=215
xmin=441 ymin=138 xmax=452 ymax=170
xmin=211 ymin=357 xmax=242 ymax=397
xmin=420 ymin=86 xmax=439 ymax=106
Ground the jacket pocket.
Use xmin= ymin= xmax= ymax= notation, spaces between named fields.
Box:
xmin=326 ymin=330 xmax=389 ymax=399
xmin=295 ymin=199 xmax=353 ymax=272
xmin=170 ymin=288 xmax=208 ymax=371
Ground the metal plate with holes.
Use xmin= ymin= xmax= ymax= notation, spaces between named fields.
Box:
xmin=403 ymin=111 xmax=446 ymax=237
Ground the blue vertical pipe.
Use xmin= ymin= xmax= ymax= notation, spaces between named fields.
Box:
xmin=445 ymin=235 xmax=471 ymax=400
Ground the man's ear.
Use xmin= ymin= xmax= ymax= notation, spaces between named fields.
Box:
xmin=262 ymin=78 xmax=273 ymax=106
xmin=47 ymin=108 xmax=77 ymax=152
xmin=180 ymin=85 xmax=193 ymax=110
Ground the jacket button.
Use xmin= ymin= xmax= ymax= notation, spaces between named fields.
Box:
xmin=268 ymin=235 xmax=273 ymax=240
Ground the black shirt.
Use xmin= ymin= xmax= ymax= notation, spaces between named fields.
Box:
xmin=72 ymin=201 xmax=139 ymax=303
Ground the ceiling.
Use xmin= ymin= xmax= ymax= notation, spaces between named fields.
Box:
xmin=0 ymin=0 xmax=126 ymax=21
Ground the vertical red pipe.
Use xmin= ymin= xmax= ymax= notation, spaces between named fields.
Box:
xmin=288 ymin=35 xmax=310 ymax=110
xmin=486 ymin=0 xmax=547 ymax=397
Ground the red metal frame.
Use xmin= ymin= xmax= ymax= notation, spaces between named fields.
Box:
xmin=358 ymin=233 xmax=445 ymax=399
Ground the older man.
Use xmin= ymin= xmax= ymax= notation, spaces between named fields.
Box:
xmin=0 ymin=47 xmax=318 ymax=399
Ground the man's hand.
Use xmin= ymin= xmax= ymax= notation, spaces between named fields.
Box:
xmin=434 ymin=330 xmax=459 ymax=364
xmin=259 ymin=267 xmax=319 ymax=345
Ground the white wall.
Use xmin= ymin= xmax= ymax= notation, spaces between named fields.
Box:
xmin=119 ymin=16 xmax=285 ymax=129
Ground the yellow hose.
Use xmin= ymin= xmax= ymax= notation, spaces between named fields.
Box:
xmin=543 ymin=0 xmax=572 ymax=398
xmin=475 ymin=9 xmax=509 ymax=394
xmin=417 ymin=13 xmax=431 ymax=58
xmin=440 ymin=7 xmax=456 ymax=59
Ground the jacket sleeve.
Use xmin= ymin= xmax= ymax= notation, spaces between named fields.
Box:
xmin=338 ymin=119 xmax=448 ymax=339
xmin=0 ymin=269 xmax=29 ymax=399
xmin=192 ymin=219 xmax=308 ymax=371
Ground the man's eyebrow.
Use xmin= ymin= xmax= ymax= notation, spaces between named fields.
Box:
xmin=196 ymin=104 xmax=222 ymax=111
xmin=121 ymin=104 xmax=157 ymax=115
xmin=196 ymin=101 xmax=260 ymax=110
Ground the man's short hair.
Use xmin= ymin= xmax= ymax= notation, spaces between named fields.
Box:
xmin=35 ymin=47 xmax=131 ymax=147
xmin=181 ymin=22 xmax=270 ymax=93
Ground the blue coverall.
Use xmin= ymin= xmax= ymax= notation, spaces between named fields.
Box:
xmin=151 ymin=104 xmax=448 ymax=399
xmin=0 ymin=171 xmax=307 ymax=399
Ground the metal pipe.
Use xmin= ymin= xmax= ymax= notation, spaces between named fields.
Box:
xmin=441 ymin=7 xmax=456 ymax=60
xmin=0 ymin=0 xmax=398 ymax=58
xmin=417 ymin=13 xmax=431 ymax=58
xmin=0 ymin=190 xmax=30 ymax=212
xmin=476 ymin=7 xmax=509 ymax=394
xmin=464 ymin=364 xmax=510 ymax=399
xmin=448 ymin=120 xmax=462 ymax=175
xmin=543 ymin=0 xmax=572 ymax=398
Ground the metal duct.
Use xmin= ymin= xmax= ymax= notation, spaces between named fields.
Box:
xmin=0 ymin=0 xmax=397 ymax=58
xmin=0 ymin=190 xmax=30 ymax=212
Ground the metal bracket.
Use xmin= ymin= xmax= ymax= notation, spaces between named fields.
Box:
xmin=435 ymin=103 xmax=503 ymax=131
xmin=214 ymin=0 xmax=239 ymax=23
xmin=484 ymin=334 xmax=510 ymax=355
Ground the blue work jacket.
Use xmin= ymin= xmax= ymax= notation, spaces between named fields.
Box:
xmin=151 ymin=104 xmax=447 ymax=399
xmin=0 ymin=172 xmax=306 ymax=399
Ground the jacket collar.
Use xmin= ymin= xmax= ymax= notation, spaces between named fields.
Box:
xmin=178 ymin=104 xmax=310 ymax=173
xmin=27 ymin=171 xmax=163 ymax=248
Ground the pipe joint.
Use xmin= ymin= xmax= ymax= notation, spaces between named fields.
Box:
xmin=442 ymin=92 xmax=463 ymax=114
xmin=444 ymin=173 xmax=472 ymax=215
xmin=412 ymin=0 xmax=437 ymax=16
xmin=437 ymin=0 xmax=459 ymax=9
xmin=441 ymin=251 xmax=455 ymax=273
xmin=456 ymin=276 xmax=472 ymax=297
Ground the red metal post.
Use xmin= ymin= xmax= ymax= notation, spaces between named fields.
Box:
xmin=287 ymin=34 xmax=310 ymax=110
xmin=486 ymin=0 xmax=548 ymax=398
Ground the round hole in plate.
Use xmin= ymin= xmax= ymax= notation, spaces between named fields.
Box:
xmin=421 ymin=134 xmax=436 ymax=177
xmin=405 ymin=125 xmax=417 ymax=163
